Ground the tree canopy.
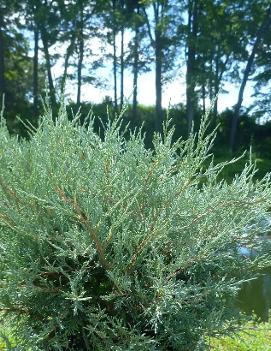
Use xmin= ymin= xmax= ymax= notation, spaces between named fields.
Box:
xmin=0 ymin=0 xmax=271 ymax=150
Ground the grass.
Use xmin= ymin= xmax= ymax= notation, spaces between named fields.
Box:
xmin=213 ymin=151 xmax=271 ymax=182
xmin=210 ymin=320 xmax=271 ymax=351
xmin=0 ymin=328 xmax=16 ymax=351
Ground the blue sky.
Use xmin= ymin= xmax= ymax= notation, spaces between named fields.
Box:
xmin=49 ymin=31 xmax=255 ymax=112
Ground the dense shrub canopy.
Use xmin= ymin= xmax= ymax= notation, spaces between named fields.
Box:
xmin=0 ymin=105 xmax=271 ymax=350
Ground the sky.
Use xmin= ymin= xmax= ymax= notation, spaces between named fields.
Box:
xmin=49 ymin=32 xmax=255 ymax=113
xmin=75 ymin=69 xmax=255 ymax=112
xmin=54 ymin=62 xmax=255 ymax=113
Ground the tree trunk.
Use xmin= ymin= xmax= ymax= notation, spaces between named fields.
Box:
xmin=201 ymin=83 xmax=206 ymax=115
xmin=112 ymin=0 xmax=118 ymax=111
xmin=76 ymin=10 xmax=84 ymax=108
xmin=132 ymin=24 xmax=139 ymax=122
xmin=186 ymin=0 xmax=198 ymax=135
xmin=76 ymin=37 xmax=84 ymax=108
xmin=229 ymin=4 xmax=271 ymax=152
xmin=33 ymin=26 xmax=39 ymax=117
xmin=120 ymin=27 xmax=124 ymax=109
xmin=213 ymin=51 xmax=229 ymax=118
xmin=155 ymin=32 xmax=163 ymax=133
xmin=40 ymin=28 xmax=56 ymax=110
xmin=209 ymin=57 xmax=214 ymax=102
xmin=186 ymin=70 xmax=195 ymax=135
xmin=0 ymin=10 xmax=5 ymax=99
xmin=142 ymin=3 xmax=163 ymax=132
xmin=61 ymin=30 xmax=76 ymax=95
xmin=213 ymin=50 xmax=220 ymax=117
xmin=113 ymin=33 xmax=118 ymax=111
xmin=57 ymin=0 xmax=76 ymax=95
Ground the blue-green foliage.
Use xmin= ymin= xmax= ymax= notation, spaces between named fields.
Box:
xmin=0 ymin=105 xmax=270 ymax=350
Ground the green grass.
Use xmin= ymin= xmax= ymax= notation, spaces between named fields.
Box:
xmin=213 ymin=152 xmax=271 ymax=181
xmin=210 ymin=320 xmax=271 ymax=351
xmin=0 ymin=318 xmax=29 ymax=351
xmin=0 ymin=327 xmax=16 ymax=351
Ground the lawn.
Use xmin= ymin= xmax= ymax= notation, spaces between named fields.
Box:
xmin=210 ymin=320 xmax=271 ymax=351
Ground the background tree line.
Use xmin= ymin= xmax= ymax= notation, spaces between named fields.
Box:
xmin=0 ymin=0 xmax=271 ymax=154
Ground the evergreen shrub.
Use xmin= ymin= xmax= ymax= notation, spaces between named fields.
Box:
xmin=0 ymin=105 xmax=271 ymax=350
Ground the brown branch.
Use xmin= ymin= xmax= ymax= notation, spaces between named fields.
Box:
xmin=55 ymin=187 xmax=110 ymax=270
xmin=0 ymin=212 xmax=16 ymax=229
xmin=0 ymin=176 xmax=20 ymax=206
xmin=126 ymin=224 xmax=157 ymax=274
xmin=166 ymin=256 xmax=201 ymax=281
xmin=0 ymin=307 xmax=29 ymax=314
xmin=142 ymin=7 xmax=155 ymax=46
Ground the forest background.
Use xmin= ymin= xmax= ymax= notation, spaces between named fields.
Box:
xmin=1 ymin=0 xmax=271 ymax=178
